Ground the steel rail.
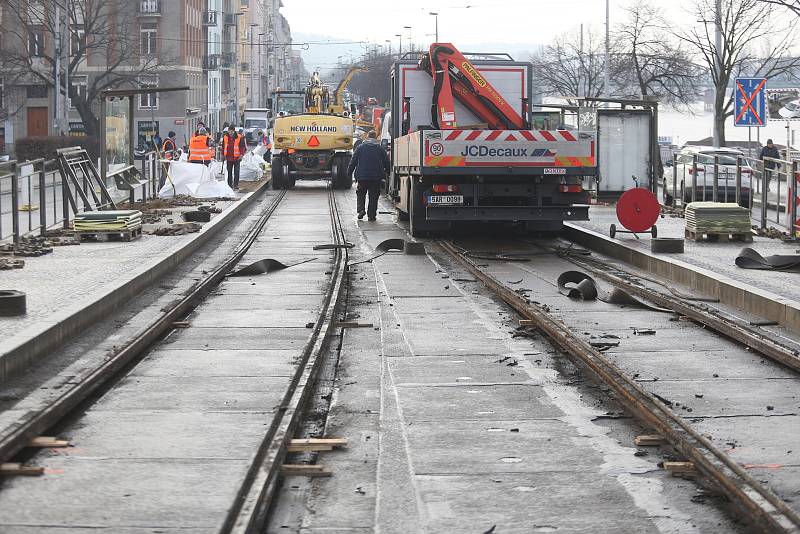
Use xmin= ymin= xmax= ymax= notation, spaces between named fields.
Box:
xmin=439 ymin=239 xmax=800 ymax=534
xmin=222 ymin=185 xmax=349 ymax=534
xmin=0 ymin=189 xmax=287 ymax=464
xmin=559 ymin=250 xmax=800 ymax=374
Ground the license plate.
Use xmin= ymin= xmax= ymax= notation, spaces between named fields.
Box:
xmin=428 ymin=195 xmax=464 ymax=205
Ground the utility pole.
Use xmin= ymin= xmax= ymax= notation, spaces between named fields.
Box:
xmin=54 ymin=2 xmax=61 ymax=135
xmin=713 ymin=0 xmax=722 ymax=148
xmin=396 ymin=34 xmax=402 ymax=57
xmin=429 ymin=12 xmax=439 ymax=42
xmin=604 ymin=0 xmax=610 ymax=100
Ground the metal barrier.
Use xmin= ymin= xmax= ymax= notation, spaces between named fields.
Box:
xmin=0 ymin=150 xmax=165 ymax=244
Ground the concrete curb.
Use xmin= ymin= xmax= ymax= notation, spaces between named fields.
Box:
xmin=0 ymin=180 xmax=270 ymax=384
xmin=563 ymin=223 xmax=800 ymax=335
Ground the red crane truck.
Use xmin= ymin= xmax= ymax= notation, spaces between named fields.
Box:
xmin=388 ymin=43 xmax=597 ymax=236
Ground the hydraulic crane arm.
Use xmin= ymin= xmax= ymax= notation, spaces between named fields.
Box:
xmin=419 ymin=43 xmax=526 ymax=130
xmin=334 ymin=66 xmax=368 ymax=108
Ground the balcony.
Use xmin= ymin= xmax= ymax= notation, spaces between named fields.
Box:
xmin=224 ymin=13 xmax=238 ymax=26
xmin=203 ymin=54 xmax=220 ymax=70
xmin=202 ymin=10 xmax=217 ymax=26
xmin=221 ymin=52 xmax=235 ymax=69
xmin=240 ymin=62 xmax=249 ymax=72
xmin=138 ymin=0 xmax=160 ymax=16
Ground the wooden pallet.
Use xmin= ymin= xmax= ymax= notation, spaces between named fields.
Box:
xmin=75 ymin=226 xmax=142 ymax=242
xmin=685 ymin=229 xmax=752 ymax=243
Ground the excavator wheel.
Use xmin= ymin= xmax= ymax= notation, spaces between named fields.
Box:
xmin=271 ymin=155 xmax=285 ymax=189
xmin=332 ymin=154 xmax=353 ymax=190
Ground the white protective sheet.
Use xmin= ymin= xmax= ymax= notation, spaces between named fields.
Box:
xmin=158 ymin=160 xmax=234 ymax=198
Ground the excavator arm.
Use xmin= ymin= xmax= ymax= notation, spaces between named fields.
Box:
xmin=419 ymin=43 xmax=526 ymax=130
xmin=334 ymin=66 xmax=368 ymax=108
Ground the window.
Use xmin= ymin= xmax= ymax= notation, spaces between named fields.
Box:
xmin=26 ymin=85 xmax=48 ymax=98
xmin=71 ymin=27 xmax=86 ymax=56
xmin=140 ymin=23 xmax=157 ymax=56
xmin=69 ymin=76 xmax=88 ymax=109
xmin=28 ymin=28 xmax=44 ymax=57
xmin=138 ymin=76 xmax=158 ymax=109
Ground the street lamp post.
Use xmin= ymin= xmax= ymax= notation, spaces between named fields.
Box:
xmin=385 ymin=39 xmax=392 ymax=57
xmin=395 ymin=34 xmax=402 ymax=57
xmin=404 ymin=26 xmax=412 ymax=53
xmin=232 ymin=12 xmax=244 ymax=125
xmin=249 ymin=23 xmax=258 ymax=108
xmin=429 ymin=12 xmax=438 ymax=42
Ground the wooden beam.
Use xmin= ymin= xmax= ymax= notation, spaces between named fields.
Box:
xmin=29 ymin=437 xmax=71 ymax=448
xmin=287 ymin=438 xmax=348 ymax=453
xmin=281 ymin=464 xmax=332 ymax=477
xmin=663 ymin=461 xmax=696 ymax=474
xmin=0 ymin=463 xmax=44 ymax=476
xmin=634 ymin=434 xmax=665 ymax=446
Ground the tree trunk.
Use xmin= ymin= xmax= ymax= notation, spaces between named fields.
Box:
xmin=73 ymin=97 xmax=100 ymax=138
xmin=714 ymin=87 xmax=727 ymax=146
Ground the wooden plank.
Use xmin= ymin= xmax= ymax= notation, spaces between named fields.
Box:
xmin=634 ymin=434 xmax=665 ymax=446
xmin=0 ymin=463 xmax=44 ymax=476
xmin=333 ymin=322 xmax=374 ymax=328
xmin=287 ymin=438 xmax=348 ymax=453
xmin=29 ymin=437 xmax=71 ymax=448
xmin=663 ymin=461 xmax=696 ymax=474
xmin=281 ymin=464 xmax=333 ymax=477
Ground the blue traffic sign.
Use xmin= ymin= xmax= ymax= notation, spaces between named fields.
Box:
xmin=734 ymin=77 xmax=767 ymax=127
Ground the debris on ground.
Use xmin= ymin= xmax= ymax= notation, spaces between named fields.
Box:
xmin=147 ymin=222 xmax=202 ymax=236
xmin=0 ymin=236 xmax=55 ymax=257
xmin=0 ymin=258 xmax=25 ymax=269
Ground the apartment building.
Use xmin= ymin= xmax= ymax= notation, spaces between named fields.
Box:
xmin=0 ymin=0 xmax=303 ymax=155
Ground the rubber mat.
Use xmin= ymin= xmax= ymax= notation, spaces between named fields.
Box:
xmin=229 ymin=258 xmax=317 ymax=277
xmin=556 ymin=271 xmax=671 ymax=312
xmin=735 ymin=247 xmax=800 ymax=271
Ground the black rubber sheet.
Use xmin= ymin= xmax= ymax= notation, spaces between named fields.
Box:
xmin=735 ymin=247 xmax=800 ymax=271
xmin=229 ymin=258 xmax=316 ymax=277
xmin=556 ymin=271 xmax=671 ymax=312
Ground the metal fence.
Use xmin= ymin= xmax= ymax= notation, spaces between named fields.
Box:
xmin=668 ymin=153 xmax=800 ymax=237
xmin=0 ymin=151 xmax=162 ymax=244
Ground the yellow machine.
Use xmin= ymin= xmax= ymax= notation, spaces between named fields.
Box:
xmin=270 ymin=74 xmax=354 ymax=189
xmin=330 ymin=66 xmax=368 ymax=115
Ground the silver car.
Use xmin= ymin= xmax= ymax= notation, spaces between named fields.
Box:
xmin=663 ymin=146 xmax=753 ymax=207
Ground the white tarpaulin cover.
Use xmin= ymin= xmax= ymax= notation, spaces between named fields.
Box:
xmin=158 ymin=161 xmax=234 ymax=198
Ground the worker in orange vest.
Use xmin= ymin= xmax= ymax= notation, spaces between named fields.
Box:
xmin=161 ymin=131 xmax=177 ymax=160
xmin=223 ymin=125 xmax=246 ymax=189
xmin=188 ymin=127 xmax=213 ymax=165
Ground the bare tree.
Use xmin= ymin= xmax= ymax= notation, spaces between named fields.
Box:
xmin=613 ymin=0 xmax=702 ymax=108
xmin=759 ymin=0 xmax=800 ymax=15
xmin=530 ymin=28 xmax=608 ymax=106
xmin=679 ymin=0 xmax=800 ymax=145
xmin=0 ymin=0 xmax=166 ymax=137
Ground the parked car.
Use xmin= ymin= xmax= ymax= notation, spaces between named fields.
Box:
xmin=663 ymin=146 xmax=752 ymax=207
xmin=778 ymin=99 xmax=800 ymax=119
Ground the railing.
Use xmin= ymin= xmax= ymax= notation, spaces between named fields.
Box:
xmin=0 ymin=151 xmax=163 ymax=244
xmin=223 ymin=13 xmax=237 ymax=26
xmin=139 ymin=0 xmax=161 ymax=14
xmin=668 ymin=152 xmax=800 ymax=238
xmin=203 ymin=54 xmax=220 ymax=70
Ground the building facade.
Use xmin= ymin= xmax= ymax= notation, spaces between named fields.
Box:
xmin=0 ymin=0 xmax=303 ymax=156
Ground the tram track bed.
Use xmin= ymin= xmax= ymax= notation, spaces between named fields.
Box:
xmin=0 ymin=185 xmax=348 ymax=533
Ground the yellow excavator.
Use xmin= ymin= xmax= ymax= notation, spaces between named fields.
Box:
xmin=270 ymin=72 xmax=354 ymax=189
xmin=330 ymin=66 xmax=368 ymax=115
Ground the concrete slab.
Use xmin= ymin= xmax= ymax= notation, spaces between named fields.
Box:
xmin=131 ymin=349 xmax=297 ymax=377
xmin=162 ymin=326 xmax=311 ymax=350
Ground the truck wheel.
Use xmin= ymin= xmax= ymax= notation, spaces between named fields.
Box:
xmin=271 ymin=156 xmax=284 ymax=189
xmin=409 ymin=180 xmax=427 ymax=237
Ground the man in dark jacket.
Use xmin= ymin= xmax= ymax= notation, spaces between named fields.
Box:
xmin=347 ymin=130 xmax=390 ymax=221
xmin=759 ymin=139 xmax=780 ymax=191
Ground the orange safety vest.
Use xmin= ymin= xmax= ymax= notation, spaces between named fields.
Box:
xmin=188 ymin=135 xmax=212 ymax=162
xmin=223 ymin=133 xmax=243 ymax=160
xmin=162 ymin=138 xmax=176 ymax=160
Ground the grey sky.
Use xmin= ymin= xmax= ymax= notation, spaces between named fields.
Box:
xmin=283 ymin=0 xmax=690 ymax=49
